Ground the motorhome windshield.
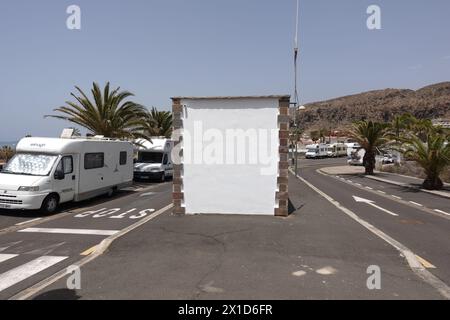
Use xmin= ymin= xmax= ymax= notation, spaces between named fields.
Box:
xmin=2 ymin=153 xmax=58 ymax=176
xmin=138 ymin=152 xmax=163 ymax=164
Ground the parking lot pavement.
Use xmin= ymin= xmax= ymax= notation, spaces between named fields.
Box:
xmin=31 ymin=175 xmax=443 ymax=300
xmin=0 ymin=181 xmax=172 ymax=299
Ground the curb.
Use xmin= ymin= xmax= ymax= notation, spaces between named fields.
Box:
xmin=366 ymin=175 xmax=450 ymax=200
xmin=318 ymin=168 xmax=450 ymax=200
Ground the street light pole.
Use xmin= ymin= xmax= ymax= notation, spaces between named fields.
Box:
xmin=293 ymin=0 xmax=300 ymax=176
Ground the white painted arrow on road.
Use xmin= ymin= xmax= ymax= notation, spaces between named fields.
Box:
xmin=353 ymin=196 xmax=399 ymax=217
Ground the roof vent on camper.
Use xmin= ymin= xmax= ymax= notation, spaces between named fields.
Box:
xmin=60 ymin=128 xmax=75 ymax=139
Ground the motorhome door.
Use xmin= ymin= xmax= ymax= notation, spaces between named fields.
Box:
xmin=53 ymin=154 xmax=77 ymax=203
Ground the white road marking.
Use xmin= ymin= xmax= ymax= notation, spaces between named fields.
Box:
xmin=11 ymin=203 xmax=174 ymax=300
xmin=0 ymin=254 xmax=18 ymax=263
xmin=18 ymin=228 xmax=119 ymax=236
xmin=353 ymin=196 xmax=399 ymax=217
xmin=0 ymin=241 xmax=23 ymax=253
xmin=0 ymin=256 xmax=67 ymax=292
xmin=365 ymin=186 xmax=373 ymax=190
xmin=434 ymin=209 xmax=450 ymax=216
xmin=392 ymin=195 xmax=402 ymax=200
xmin=378 ymin=190 xmax=386 ymax=194
xmin=140 ymin=192 xmax=157 ymax=197
xmin=409 ymin=201 xmax=423 ymax=207
xmin=354 ymin=183 xmax=362 ymax=187
xmin=15 ymin=218 xmax=42 ymax=226
xmin=290 ymin=169 xmax=450 ymax=299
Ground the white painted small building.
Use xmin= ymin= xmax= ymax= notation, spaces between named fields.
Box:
xmin=171 ymin=96 xmax=290 ymax=216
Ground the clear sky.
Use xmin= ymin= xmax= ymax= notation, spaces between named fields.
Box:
xmin=1 ymin=0 xmax=449 ymax=141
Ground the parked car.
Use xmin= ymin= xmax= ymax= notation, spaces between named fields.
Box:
xmin=0 ymin=137 xmax=134 ymax=213
xmin=382 ymin=154 xmax=395 ymax=164
xmin=347 ymin=148 xmax=365 ymax=166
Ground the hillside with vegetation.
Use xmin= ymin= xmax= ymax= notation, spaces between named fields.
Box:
xmin=296 ymin=82 xmax=450 ymax=132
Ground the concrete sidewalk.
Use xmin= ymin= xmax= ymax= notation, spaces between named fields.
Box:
xmin=31 ymin=175 xmax=442 ymax=300
xmin=320 ymin=166 xmax=450 ymax=199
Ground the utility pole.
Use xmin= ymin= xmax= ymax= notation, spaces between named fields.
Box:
xmin=293 ymin=0 xmax=300 ymax=176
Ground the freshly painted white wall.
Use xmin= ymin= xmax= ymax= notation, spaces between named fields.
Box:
xmin=181 ymin=98 xmax=280 ymax=215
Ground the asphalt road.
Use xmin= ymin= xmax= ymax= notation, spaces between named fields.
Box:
xmin=0 ymin=180 xmax=172 ymax=299
xmin=0 ymin=158 xmax=448 ymax=300
xmin=298 ymin=158 xmax=450 ymax=286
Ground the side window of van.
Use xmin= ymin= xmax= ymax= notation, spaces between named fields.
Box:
xmin=85 ymin=153 xmax=104 ymax=170
xmin=120 ymin=151 xmax=127 ymax=165
xmin=163 ymin=154 xmax=168 ymax=165
xmin=62 ymin=156 xmax=73 ymax=174
xmin=54 ymin=156 xmax=73 ymax=177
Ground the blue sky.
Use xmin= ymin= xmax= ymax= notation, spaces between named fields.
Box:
xmin=0 ymin=0 xmax=449 ymax=141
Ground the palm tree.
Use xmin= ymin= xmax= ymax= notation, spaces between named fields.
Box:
xmin=401 ymin=127 xmax=450 ymax=190
xmin=310 ymin=130 xmax=320 ymax=143
xmin=0 ymin=146 xmax=15 ymax=162
xmin=141 ymin=107 xmax=173 ymax=138
xmin=46 ymin=82 xmax=149 ymax=140
xmin=386 ymin=113 xmax=414 ymax=142
xmin=385 ymin=113 xmax=416 ymax=164
xmin=349 ymin=120 xmax=388 ymax=175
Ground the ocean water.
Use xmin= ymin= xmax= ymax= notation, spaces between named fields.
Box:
xmin=0 ymin=141 xmax=17 ymax=148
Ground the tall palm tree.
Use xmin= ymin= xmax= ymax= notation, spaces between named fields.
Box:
xmin=141 ymin=107 xmax=173 ymax=138
xmin=46 ymin=82 xmax=149 ymax=140
xmin=386 ymin=113 xmax=416 ymax=164
xmin=401 ymin=127 xmax=450 ymax=190
xmin=349 ymin=120 xmax=388 ymax=175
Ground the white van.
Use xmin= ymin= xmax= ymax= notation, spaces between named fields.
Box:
xmin=327 ymin=143 xmax=347 ymax=158
xmin=305 ymin=144 xmax=328 ymax=159
xmin=345 ymin=142 xmax=362 ymax=157
xmin=0 ymin=137 xmax=134 ymax=213
xmin=134 ymin=138 xmax=174 ymax=182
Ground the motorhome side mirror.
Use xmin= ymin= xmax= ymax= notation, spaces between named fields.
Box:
xmin=54 ymin=170 xmax=65 ymax=180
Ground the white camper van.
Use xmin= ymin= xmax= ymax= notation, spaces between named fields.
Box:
xmin=134 ymin=138 xmax=174 ymax=182
xmin=327 ymin=143 xmax=347 ymax=158
xmin=0 ymin=137 xmax=134 ymax=213
xmin=345 ymin=142 xmax=362 ymax=157
xmin=305 ymin=144 xmax=328 ymax=159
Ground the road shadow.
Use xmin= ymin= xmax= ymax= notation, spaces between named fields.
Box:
xmin=32 ymin=289 xmax=81 ymax=300
xmin=288 ymin=198 xmax=303 ymax=216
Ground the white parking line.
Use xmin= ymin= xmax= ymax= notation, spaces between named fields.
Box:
xmin=365 ymin=187 xmax=373 ymax=190
xmin=15 ymin=218 xmax=42 ymax=226
xmin=0 ymin=254 xmax=18 ymax=263
xmin=392 ymin=195 xmax=402 ymax=200
xmin=354 ymin=183 xmax=362 ymax=187
xmin=409 ymin=201 xmax=423 ymax=207
xmin=0 ymin=256 xmax=67 ymax=292
xmin=18 ymin=228 xmax=119 ymax=236
xmin=378 ymin=190 xmax=386 ymax=194
xmin=434 ymin=209 xmax=450 ymax=216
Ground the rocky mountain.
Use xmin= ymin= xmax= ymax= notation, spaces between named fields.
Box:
xmin=296 ymin=82 xmax=450 ymax=132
